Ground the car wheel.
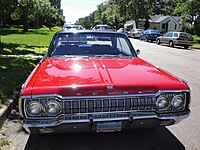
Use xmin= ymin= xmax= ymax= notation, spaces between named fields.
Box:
xmin=145 ymin=37 xmax=148 ymax=42
xmin=156 ymin=39 xmax=161 ymax=45
xmin=140 ymin=37 xmax=143 ymax=41
xmin=169 ymin=41 xmax=174 ymax=47
xmin=184 ymin=45 xmax=189 ymax=49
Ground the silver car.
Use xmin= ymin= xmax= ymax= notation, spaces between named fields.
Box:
xmin=156 ymin=32 xmax=194 ymax=49
xmin=128 ymin=29 xmax=144 ymax=38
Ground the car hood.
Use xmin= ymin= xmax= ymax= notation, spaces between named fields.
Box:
xmin=23 ymin=57 xmax=188 ymax=96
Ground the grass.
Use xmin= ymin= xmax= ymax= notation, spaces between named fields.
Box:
xmin=0 ymin=26 xmax=61 ymax=55
xmin=0 ymin=56 xmax=38 ymax=104
xmin=0 ymin=26 xmax=61 ymax=105
xmin=192 ymin=35 xmax=200 ymax=49
xmin=0 ymin=137 xmax=10 ymax=148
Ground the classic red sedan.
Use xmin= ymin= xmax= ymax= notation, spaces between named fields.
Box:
xmin=19 ymin=30 xmax=190 ymax=133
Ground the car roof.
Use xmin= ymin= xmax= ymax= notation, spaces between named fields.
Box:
xmin=166 ymin=31 xmax=191 ymax=34
xmin=146 ymin=29 xmax=159 ymax=31
xmin=56 ymin=30 xmax=124 ymax=35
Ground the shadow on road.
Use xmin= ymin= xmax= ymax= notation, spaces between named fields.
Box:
xmin=25 ymin=127 xmax=185 ymax=150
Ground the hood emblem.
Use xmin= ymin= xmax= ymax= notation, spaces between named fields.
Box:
xmin=106 ymin=85 xmax=113 ymax=90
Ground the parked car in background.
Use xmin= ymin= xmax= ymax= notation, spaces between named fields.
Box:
xmin=156 ymin=32 xmax=194 ymax=49
xmin=63 ymin=24 xmax=83 ymax=30
xmin=92 ymin=24 xmax=113 ymax=31
xmin=128 ymin=29 xmax=144 ymax=38
xmin=140 ymin=29 xmax=161 ymax=42
xmin=19 ymin=30 xmax=190 ymax=134
xmin=117 ymin=28 xmax=130 ymax=35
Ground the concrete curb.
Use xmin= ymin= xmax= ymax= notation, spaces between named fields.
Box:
xmin=192 ymin=47 xmax=200 ymax=50
xmin=0 ymin=98 xmax=14 ymax=129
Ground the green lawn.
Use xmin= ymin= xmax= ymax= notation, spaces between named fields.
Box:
xmin=192 ymin=35 xmax=200 ymax=49
xmin=0 ymin=26 xmax=61 ymax=55
xmin=0 ymin=26 xmax=61 ymax=105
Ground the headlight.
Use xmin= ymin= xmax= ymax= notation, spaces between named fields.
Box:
xmin=45 ymin=101 xmax=61 ymax=115
xmin=27 ymin=102 xmax=43 ymax=115
xmin=156 ymin=96 xmax=169 ymax=110
xmin=172 ymin=95 xmax=184 ymax=108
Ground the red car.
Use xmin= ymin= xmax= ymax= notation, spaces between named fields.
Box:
xmin=19 ymin=30 xmax=190 ymax=133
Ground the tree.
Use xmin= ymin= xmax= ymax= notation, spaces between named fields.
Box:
xmin=0 ymin=0 xmax=18 ymax=25
xmin=17 ymin=0 xmax=64 ymax=32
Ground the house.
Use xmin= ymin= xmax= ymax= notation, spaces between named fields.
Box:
xmin=125 ymin=15 xmax=181 ymax=33
xmin=124 ymin=20 xmax=136 ymax=29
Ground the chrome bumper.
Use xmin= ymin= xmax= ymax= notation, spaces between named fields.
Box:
xmin=21 ymin=110 xmax=190 ymax=133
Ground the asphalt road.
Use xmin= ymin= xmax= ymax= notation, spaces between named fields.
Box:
xmin=131 ymin=38 xmax=200 ymax=150
xmin=2 ymin=39 xmax=200 ymax=150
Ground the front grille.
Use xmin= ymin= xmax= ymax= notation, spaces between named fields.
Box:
xmin=23 ymin=90 xmax=189 ymax=120
xmin=24 ymin=96 xmax=156 ymax=118
xmin=63 ymin=97 xmax=156 ymax=114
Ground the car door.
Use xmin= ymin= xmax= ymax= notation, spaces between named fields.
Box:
xmin=161 ymin=33 xmax=169 ymax=43
xmin=165 ymin=32 xmax=173 ymax=44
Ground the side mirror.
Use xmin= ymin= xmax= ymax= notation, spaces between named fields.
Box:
xmin=136 ymin=49 xmax=140 ymax=55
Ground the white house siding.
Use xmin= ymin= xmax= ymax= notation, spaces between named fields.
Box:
xmin=149 ymin=23 xmax=160 ymax=30
xmin=127 ymin=15 xmax=180 ymax=33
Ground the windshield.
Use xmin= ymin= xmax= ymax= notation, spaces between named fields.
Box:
xmin=49 ymin=33 xmax=136 ymax=58
xmin=150 ymin=30 xmax=160 ymax=34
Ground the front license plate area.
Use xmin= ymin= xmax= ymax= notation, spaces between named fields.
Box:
xmin=96 ymin=122 xmax=122 ymax=132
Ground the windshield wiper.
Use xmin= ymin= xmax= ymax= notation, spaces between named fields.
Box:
xmin=52 ymin=55 xmax=89 ymax=58
xmin=94 ymin=54 xmax=133 ymax=58
xmin=94 ymin=54 xmax=120 ymax=58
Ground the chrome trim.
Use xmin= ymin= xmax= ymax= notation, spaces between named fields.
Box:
xmin=22 ymin=90 xmax=190 ymax=119
xmin=22 ymin=110 xmax=190 ymax=128
xmin=20 ymin=90 xmax=190 ymax=99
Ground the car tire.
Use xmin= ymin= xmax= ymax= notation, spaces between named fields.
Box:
xmin=184 ymin=45 xmax=189 ymax=49
xmin=169 ymin=41 xmax=174 ymax=47
xmin=140 ymin=37 xmax=143 ymax=41
xmin=156 ymin=39 xmax=161 ymax=45
xmin=145 ymin=37 xmax=148 ymax=42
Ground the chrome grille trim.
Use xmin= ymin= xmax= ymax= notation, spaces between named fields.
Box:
xmin=20 ymin=90 xmax=190 ymax=99
xmin=23 ymin=110 xmax=191 ymax=128
xmin=22 ymin=90 xmax=190 ymax=119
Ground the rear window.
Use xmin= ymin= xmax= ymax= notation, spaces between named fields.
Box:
xmin=179 ymin=33 xmax=193 ymax=39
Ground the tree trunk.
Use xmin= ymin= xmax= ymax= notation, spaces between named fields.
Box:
xmin=23 ymin=7 xmax=28 ymax=32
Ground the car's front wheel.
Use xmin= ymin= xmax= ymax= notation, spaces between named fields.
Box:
xmin=184 ymin=45 xmax=189 ymax=49
xmin=156 ymin=39 xmax=161 ymax=45
xmin=169 ymin=41 xmax=174 ymax=47
xmin=145 ymin=37 xmax=148 ymax=42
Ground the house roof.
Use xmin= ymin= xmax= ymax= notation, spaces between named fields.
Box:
xmin=138 ymin=15 xmax=180 ymax=23
xmin=150 ymin=15 xmax=180 ymax=23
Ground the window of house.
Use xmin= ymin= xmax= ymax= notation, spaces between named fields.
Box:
xmin=162 ymin=24 xmax=165 ymax=29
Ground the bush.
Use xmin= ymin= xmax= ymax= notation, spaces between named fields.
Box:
xmin=194 ymin=17 xmax=200 ymax=36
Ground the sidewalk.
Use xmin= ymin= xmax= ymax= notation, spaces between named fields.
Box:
xmin=0 ymin=54 xmax=43 ymax=59
xmin=0 ymin=119 xmax=29 ymax=150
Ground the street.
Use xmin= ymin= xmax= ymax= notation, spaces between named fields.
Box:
xmin=1 ymin=39 xmax=200 ymax=150
xmin=131 ymin=38 xmax=200 ymax=150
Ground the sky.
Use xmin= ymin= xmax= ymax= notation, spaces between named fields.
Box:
xmin=61 ymin=0 xmax=106 ymax=24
